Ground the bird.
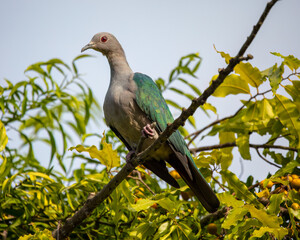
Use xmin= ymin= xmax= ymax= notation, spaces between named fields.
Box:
xmin=81 ymin=32 xmax=220 ymax=213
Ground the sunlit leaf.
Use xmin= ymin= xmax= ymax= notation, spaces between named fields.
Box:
xmin=130 ymin=198 xmax=156 ymax=212
xmin=221 ymin=170 xmax=263 ymax=208
xmin=272 ymin=52 xmax=300 ymax=71
xmin=222 ymin=207 xmax=248 ymax=229
xmin=0 ymin=121 xmax=8 ymax=152
xmin=275 ymin=94 xmax=300 ymax=147
xmin=250 ymin=226 xmax=288 ymax=240
xmin=255 ymin=188 xmax=269 ymax=198
xmin=267 ymin=193 xmax=284 ymax=215
xmin=214 ymin=47 xmax=232 ymax=64
xmin=267 ymin=63 xmax=284 ymax=93
xmin=219 ymin=132 xmax=235 ymax=170
xmin=244 ymin=205 xmax=282 ymax=228
xmin=157 ymin=198 xmax=176 ymax=212
xmin=69 ymin=135 xmax=120 ymax=171
xmin=212 ymin=74 xmax=250 ymax=97
xmin=236 ymin=133 xmax=251 ymax=160
xmin=218 ymin=192 xmax=244 ymax=208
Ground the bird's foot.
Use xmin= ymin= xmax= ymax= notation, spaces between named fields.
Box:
xmin=142 ymin=123 xmax=155 ymax=139
xmin=126 ymin=150 xmax=136 ymax=163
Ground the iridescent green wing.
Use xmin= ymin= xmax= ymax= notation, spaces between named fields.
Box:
xmin=133 ymin=72 xmax=189 ymax=157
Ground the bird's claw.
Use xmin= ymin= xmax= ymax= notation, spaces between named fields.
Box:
xmin=142 ymin=124 xmax=155 ymax=139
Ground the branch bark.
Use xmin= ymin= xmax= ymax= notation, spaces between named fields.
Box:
xmin=190 ymin=142 xmax=298 ymax=153
xmin=53 ymin=0 xmax=279 ymax=238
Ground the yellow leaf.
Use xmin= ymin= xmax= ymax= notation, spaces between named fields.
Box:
xmin=255 ymin=188 xmax=270 ymax=198
xmin=25 ymin=172 xmax=55 ymax=182
xmin=0 ymin=121 xmax=8 ymax=152
xmin=275 ymin=94 xmax=300 ymax=148
xmin=214 ymin=47 xmax=232 ymax=64
xmin=244 ymin=205 xmax=282 ymax=228
xmin=69 ymin=135 xmax=120 ymax=171
xmin=212 ymin=74 xmax=250 ymax=97
xmin=235 ymin=62 xmax=263 ymax=88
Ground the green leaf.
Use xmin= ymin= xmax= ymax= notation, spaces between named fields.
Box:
xmin=250 ymin=226 xmax=288 ymax=240
xmin=0 ymin=121 xmax=8 ymax=152
xmin=119 ymin=180 xmax=134 ymax=204
xmin=288 ymin=207 xmax=300 ymax=240
xmin=272 ymin=52 xmax=300 ymax=71
xmin=267 ymin=193 xmax=284 ymax=215
xmin=130 ymin=199 xmax=156 ymax=212
xmin=222 ymin=207 xmax=248 ymax=229
xmin=212 ymin=74 xmax=250 ymax=97
xmin=165 ymin=99 xmax=181 ymax=110
xmin=153 ymin=221 xmax=171 ymax=240
xmin=221 ymin=170 xmax=263 ymax=208
xmin=275 ymin=94 xmax=300 ymax=147
xmin=289 ymin=207 xmax=300 ymax=220
xmin=187 ymin=116 xmax=196 ymax=128
xmin=244 ymin=205 xmax=282 ymax=228
xmin=271 ymin=160 xmax=300 ymax=179
xmin=231 ymin=219 xmax=262 ymax=237
xmin=218 ymin=192 xmax=244 ymax=208
xmin=8 ymin=80 xmax=27 ymax=97
xmin=236 ymin=133 xmax=251 ymax=160
xmin=177 ymin=78 xmax=201 ymax=96
xmin=25 ymin=172 xmax=55 ymax=182
xmin=268 ymin=63 xmax=284 ymax=93
xmin=72 ymin=54 xmax=93 ymax=74
xmin=157 ymin=198 xmax=176 ymax=212
xmin=219 ymin=132 xmax=235 ymax=170
xmin=235 ymin=62 xmax=263 ymax=88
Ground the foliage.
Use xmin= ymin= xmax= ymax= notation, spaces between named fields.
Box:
xmin=0 ymin=51 xmax=299 ymax=239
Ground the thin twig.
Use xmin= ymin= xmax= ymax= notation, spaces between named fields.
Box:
xmin=255 ymin=148 xmax=281 ymax=168
xmin=212 ymin=176 xmax=227 ymax=191
xmin=190 ymin=142 xmax=298 ymax=154
xmin=128 ymin=170 xmax=156 ymax=195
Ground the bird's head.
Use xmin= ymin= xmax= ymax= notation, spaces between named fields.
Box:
xmin=81 ymin=32 xmax=123 ymax=56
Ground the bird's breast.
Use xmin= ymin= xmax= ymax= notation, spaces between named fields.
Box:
xmin=104 ymin=86 xmax=151 ymax=148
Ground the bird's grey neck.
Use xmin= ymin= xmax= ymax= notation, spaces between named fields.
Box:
xmin=107 ymin=52 xmax=133 ymax=84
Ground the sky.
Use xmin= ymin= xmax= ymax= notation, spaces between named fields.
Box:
xmin=1 ymin=0 xmax=300 ymax=181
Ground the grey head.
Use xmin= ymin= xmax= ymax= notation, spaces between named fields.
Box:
xmin=81 ymin=32 xmax=125 ymax=56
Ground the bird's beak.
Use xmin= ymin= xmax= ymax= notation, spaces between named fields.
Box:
xmin=81 ymin=42 xmax=95 ymax=52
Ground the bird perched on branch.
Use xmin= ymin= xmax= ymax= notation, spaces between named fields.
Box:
xmin=81 ymin=32 xmax=220 ymax=213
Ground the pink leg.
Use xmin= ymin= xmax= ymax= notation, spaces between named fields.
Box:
xmin=142 ymin=123 xmax=155 ymax=139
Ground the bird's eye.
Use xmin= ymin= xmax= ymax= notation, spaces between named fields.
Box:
xmin=101 ymin=36 xmax=108 ymax=42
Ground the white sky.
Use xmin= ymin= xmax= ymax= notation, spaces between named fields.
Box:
xmin=1 ymin=0 xmax=299 ymax=181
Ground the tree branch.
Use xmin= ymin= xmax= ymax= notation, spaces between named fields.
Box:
xmin=190 ymin=142 xmax=298 ymax=154
xmin=53 ymin=1 xmax=279 ymax=238
xmin=255 ymin=148 xmax=281 ymax=168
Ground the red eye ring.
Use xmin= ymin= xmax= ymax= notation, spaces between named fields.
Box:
xmin=101 ymin=36 xmax=108 ymax=42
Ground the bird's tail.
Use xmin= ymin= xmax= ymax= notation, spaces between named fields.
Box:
xmin=169 ymin=155 xmax=220 ymax=213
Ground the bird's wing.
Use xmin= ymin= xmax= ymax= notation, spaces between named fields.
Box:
xmin=133 ymin=73 xmax=220 ymax=213
xmin=133 ymin=72 xmax=189 ymax=157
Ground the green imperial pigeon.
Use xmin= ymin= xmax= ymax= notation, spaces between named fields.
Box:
xmin=81 ymin=32 xmax=220 ymax=213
